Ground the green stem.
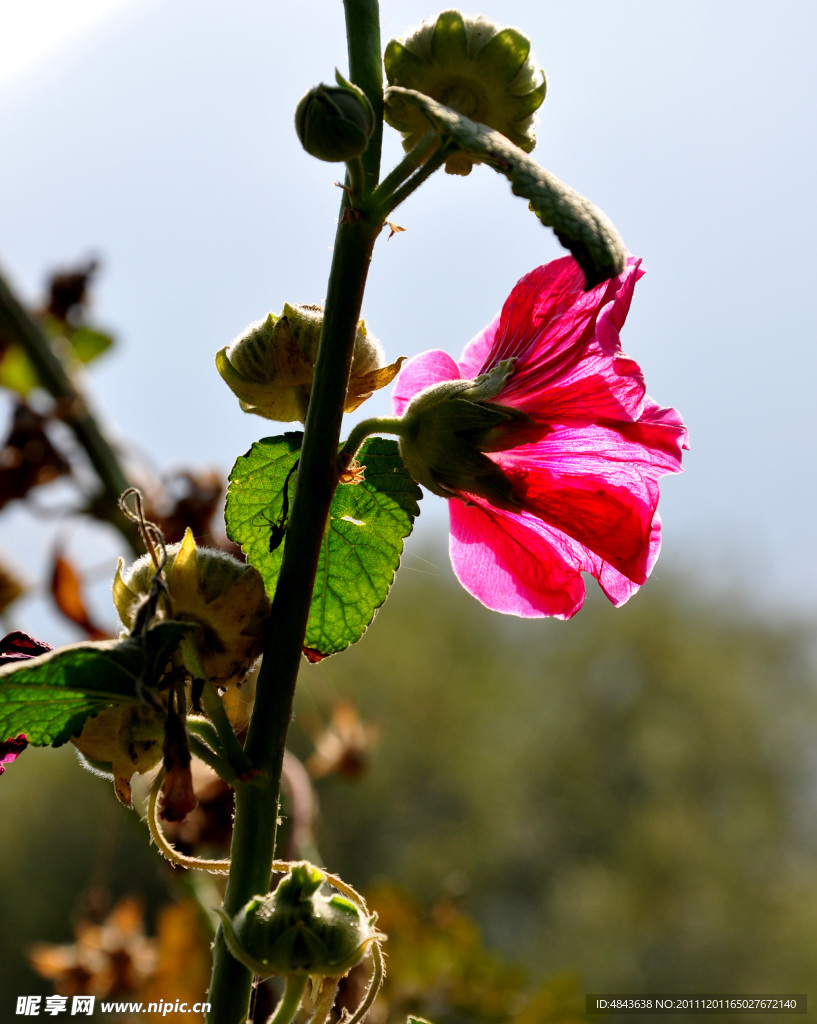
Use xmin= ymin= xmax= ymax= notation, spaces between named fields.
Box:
xmin=368 ymin=129 xmax=440 ymax=210
xmin=205 ymin=5 xmax=383 ymax=1020
xmin=377 ymin=143 xmax=450 ymax=219
xmin=199 ymin=678 xmax=253 ymax=776
xmin=0 ymin=269 xmax=138 ymax=553
xmin=187 ymin=732 xmax=240 ymax=786
xmin=344 ymin=0 xmax=383 ymax=194
xmin=345 ymin=156 xmax=368 ymax=202
xmin=269 ymin=976 xmax=308 ymax=1024
xmin=339 ymin=415 xmax=405 ymax=471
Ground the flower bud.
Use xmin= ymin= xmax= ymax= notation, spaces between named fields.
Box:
xmin=113 ymin=528 xmax=269 ymax=688
xmin=384 ymin=10 xmax=547 ymax=174
xmin=72 ymin=704 xmax=163 ymax=807
xmin=397 ymin=360 xmax=547 ymax=506
xmin=215 ymin=862 xmax=381 ymax=978
xmin=295 ymin=71 xmax=374 ymax=163
xmin=216 ymin=303 xmax=404 ymax=423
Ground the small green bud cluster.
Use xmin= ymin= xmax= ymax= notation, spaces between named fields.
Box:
xmin=295 ymin=70 xmax=374 ymax=163
xmin=216 ymin=862 xmax=381 ymax=978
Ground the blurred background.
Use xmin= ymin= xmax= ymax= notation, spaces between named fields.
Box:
xmin=1 ymin=0 xmax=816 ymax=1020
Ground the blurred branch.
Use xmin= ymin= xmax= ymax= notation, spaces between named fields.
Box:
xmin=0 ymin=268 xmax=138 ymax=554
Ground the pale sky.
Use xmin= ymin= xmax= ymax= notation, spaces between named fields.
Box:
xmin=0 ymin=0 xmax=138 ymax=90
xmin=1 ymin=0 xmax=816 ymax=639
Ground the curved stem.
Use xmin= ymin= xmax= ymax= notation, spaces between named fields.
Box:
xmin=341 ymin=943 xmax=385 ymax=1024
xmin=147 ymin=770 xmax=231 ymax=873
xmin=268 ymin=976 xmax=308 ymax=1024
xmin=0 ymin=269 xmax=139 ymax=553
xmin=339 ymin=415 xmax=405 ymax=475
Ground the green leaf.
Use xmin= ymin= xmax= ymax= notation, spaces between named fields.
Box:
xmin=0 ymin=343 xmax=38 ymax=396
xmin=385 ymin=86 xmax=626 ymax=288
xmin=0 ymin=323 xmax=114 ymax=397
xmin=0 ymin=621 xmax=193 ymax=746
xmin=226 ymin=434 xmax=422 ymax=657
xmin=67 ymin=325 xmax=114 ymax=364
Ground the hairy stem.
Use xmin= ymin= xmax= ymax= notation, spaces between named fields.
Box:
xmin=0 ymin=270 xmax=138 ymax=553
xmin=205 ymin=4 xmax=383 ymax=1020
xmin=269 ymin=976 xmax=309 ymax=1024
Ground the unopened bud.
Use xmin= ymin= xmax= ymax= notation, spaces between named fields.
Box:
xmin=217 ymin=303 xmax=403 ymax=423
xmin=215 ymin=862 xmax=381 ymax=977
xmin=113 ymin=528 xmax=269 ymax=688
xmin=295 ymin=71 xmax=374 ymax=163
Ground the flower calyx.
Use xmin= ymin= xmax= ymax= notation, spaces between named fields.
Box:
xmin=216 ymin=303 xmax=403 ymax=423
xmin=113 ymin=528 xmax=269 ymax=688
xmin=384 ymin=10 xmax=546 ymax=175
xmin=72 ymin=704 xmax=163 ymax=807
xmin=215 ymin=862 xmax=382 ymax=978
xmin=397 ymin=360 xmax=547 ymax=507
xmin=295 ymin=70 xmax=375 ymax=163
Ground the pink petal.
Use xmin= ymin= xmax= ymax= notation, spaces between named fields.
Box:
xmin=465 ymin=256 xmax=647 ymax=425
xmin=608 ymin=396 xmax=689 ymax=465
xmin=392 ymin=349 xmax=461 ymax=416
xmin=495 ymin=427 xmax=663 ymax=583
xmin=588 ymin=515 xmax=663 ymax=606
xmin=458 ymin=314 xmax=500 ymax=379
xmin=448 ymin=499 xmax=587 ymax=618
xmin=0 ymin=734 xmax=27 ymax=775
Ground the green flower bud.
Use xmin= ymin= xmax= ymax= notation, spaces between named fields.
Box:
xmin=384 ymin=10 xmax=547 ymax=175
xmin=215 ymin=862 xmax=382 ymax=978
xmin=295 ymin=70 xmax=374 ymax=163
xmin=72 ymin=704 xmax=162 ymax=807
xmin=113 ymin=528 xmax=270 ymax=687
xmin=398 ymin=360 xmax=547 ymax=506
xmin=216 ymin=303 xmax=404 ymax=423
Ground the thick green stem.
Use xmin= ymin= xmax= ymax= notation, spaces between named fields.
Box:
xmin=344 ymin=0 xmax=383 ymax=193
xmin=0 ymin=269 xmax=138 ymax=553
xmin=205 ymin=6 xmax=383 ymax=1021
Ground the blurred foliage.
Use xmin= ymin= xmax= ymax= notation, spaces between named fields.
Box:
xmin=293 ymin=556 xmax=817 ymax=1005
xmin=3 ymin=553 xmax=817 ymax=1020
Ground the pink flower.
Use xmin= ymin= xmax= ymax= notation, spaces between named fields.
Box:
xmin=392 ymin=255 xmax=688 ymax=618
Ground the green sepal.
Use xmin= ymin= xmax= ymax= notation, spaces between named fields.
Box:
xmin=225 ymin=433 xmax=422 ymax=657
xmin=431 ymin=10 xmax=468 ymax=62
xmin=474 ymin=28 xmax=531 ymax=87
xmin=0 ymin=621 xmax=195 ymax=746
xmin=385 ymin=86 xmax=626 ymax=288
